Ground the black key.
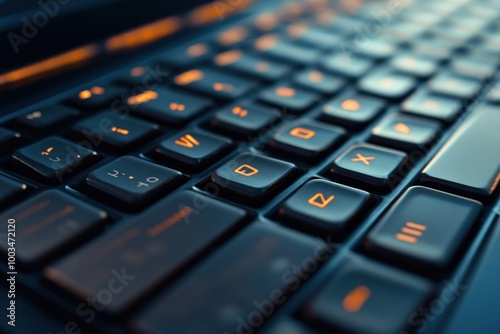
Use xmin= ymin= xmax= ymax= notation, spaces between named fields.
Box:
xmin=401 ymin=89 xmax=461 ymax=122
xmin=269 ymin=119 xmax=345 ymax=160
xmin=213 ymin=50 xmax=291 ymax=81
xmin=87 ymin=156 xmax=182 ymax=205
xmin=12 ymin=137 xmax=98 ymax=183
xmin=389 ymin=54 xmax=437 ymax=78
xmin=301 ymin=253 xmax=433 ymax=334
xmin=215 ymin=26 xmax=250 ymax=48
xmin=73 ymin=111 xmax=159 ymax=150
xmin=321 ymin=92 xmax=384 ymax=130
xmin=285 ymin=22 xmax=341 ymax=49
xmin=115 ymin=64 xmax=170 ymax=87
xmin=280 ymin=179 xmax=370 ymax=233
xmin=211 ymin=153 xmax=295 ymax=200
xmin=365 ymin=186 xmax=482 ymax=271
xmin=486 ymin=81 xmax=500 ymax=104
xmin=45 ymin=191 xmax=246 ymax=315
xmin=253 ymin=34 xmax=320 ymax=65
xmin=322 ymin=53 xmax=373 ymax=79
xmin=421 ymin=105 xmax=500 ymax=198
xmin=331 ymin=144 xmax=407 ymax=190
xmin=134 ymin=222 xmax=329 ymax=334
xmin=174 ymin=67 xmax=256 ymax=100
xmin=0 ymin=174 xmax=27 ymax=206
xmin=161 ymin=43 xmax=213 ymax=68
xmin=294 ymin=69 xmax=345 ymax=95
xmin=358 ymin=69 xmax=416 ymax=100
xmin=70 ymin=85 xmax=127 ymax=110
xmin=17 ymin=105 xmax=78 ymax=131
xmin=155 ymin=130 xmax=231 ymax=168
xmin=262 ymin=319 xmax=320 ymax=334
xmin=370 ymin=113 xmax=441 ymax=151
xmin=443 ymin=216 xmax=500 ymax=334
xmin=0 ymin=190 xmax=107 ymax=268
xmin=127 ymin=87 xmax=212 ymax=125
xmin=0 ymin=127 xmax=20 ymax=147
xmin=210 ymin=104 xmax=280 ymax=137
xmin=259 ymin=84 xmax=317 ymax=113
xmin=428 ymin=72 xmax=482 ymax=100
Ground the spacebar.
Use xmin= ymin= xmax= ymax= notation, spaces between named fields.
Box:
xmin=422 ymin=105 xmax=500 ymax=198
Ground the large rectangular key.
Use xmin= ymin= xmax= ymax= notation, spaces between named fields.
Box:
xmin=44 ymin=191 xmax=246 ymax=315
xmin=133 ymin=222 xmax=330 ymax=334
xmin=422 ymin=105 xmax=500 ymax=198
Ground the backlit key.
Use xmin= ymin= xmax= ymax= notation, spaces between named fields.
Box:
xmin=358 ymin=69 xmax=416 ymax=100
xmin=322 ymin=53 xmax=373 ymax=79
xmin=70 ymin=85 xmax=127 ymax=110
xmin=210 ymin=104 xmax=279 ymax=137
xmin=401 ymin=89 xmax=462 ymax=122
xmin=428 ymin=72 xmax=482 ymax=100
xmin=253 ymin=34 xmax=320 ymax=65
xmin=259 ymin=84 xmax=317 ymax=113
xmin=294 ymin=69 xmax=345 ymax=95
xmin=365 ymin=186 xmax=482 ymax=271
xmin=162 ymin=43 xmax=213 ymax=68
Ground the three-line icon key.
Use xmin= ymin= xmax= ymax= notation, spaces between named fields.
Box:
xmin=395 ymin=222 xmax=427 ymax=244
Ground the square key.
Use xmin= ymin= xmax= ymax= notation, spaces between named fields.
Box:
xmin=321 ymin=92 xmax=384 ymax=129
xmin=269 ymin=119 xmax=345 ymax=160
xmin=17 ymin=105 xmax=79 ymax=131
xmin=401 ymin=89 xmax=461 ymax=122
xmin=127 ymin=87 xmax=212 ymax=125
xmin=294 ymin=69 xmax=345 ymax=95
xmin=321 ymin=53 xmax=374 ymax=79
xmin=211 ymin=153 xmax=295 ymax=199
xmin=331 ymin=144 xmax=407 ymax=189
xmin=253 ymin=34 xmax=321 ymax=65
xmin=156 ymin=130 xmax=232 ymax=168
xmin=259 ymin=84 xmax=318 ymax=113
xmin=358 ymin=69 xmax=416 ymax=100
xmin=389 ymin=54 xmax=437 ymax=78
xmin=210 ymin=104 xmax=279 ymax=137
xmin=162 ymin=43 xmax=213 ymax=68
xmin=302 ymin=253 xmax=434 ymax=334
xmin=370 ymin=113 xmax=441 ymax=151
xmin=87 ymin=156 xmax=182 ymax=205
xmin=70 ymin=85 xmax=128 ymax=110
xmin=280 ymin=179 xmax=370 ymax=233
xmin=428 ymin=72 xmax=482 ymax=100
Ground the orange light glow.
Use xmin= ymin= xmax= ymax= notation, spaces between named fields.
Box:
xmin=234 ymin=164 xmax=259 ymax=177
xmin=111 ymin=127 xmax=130 ymax=135
xmin=127 ymin=90 xmax=159 ymax=105
xmin=217 ymin=26 xmax=249 ymax=45
xmin=213 ymin=83 xmax=235 ymax=92
xmin=174 ymin=70 xmax=204 ymax=86
xmin=254 ymin=34 xmax=279 ymax=51
xmin=186 ymin=43 xmax=209 ymax=57
xmin=308 ymin=70 xmax=324 ymax=83
xmin=232 ymin=106 xmax=248 ymax=117
xmin=342 ymin=286 xmax=371 ymax=313
xmin=289 ymin=127 xmax=315 ymax=139
xmin=287 ymin=22 xmax=308 ymax=38
xmin=175 ymin=134 xmax=200 ymax=148
xmin=308 ymin=193 xmax=335 ymax=208
xmin=341 ymin=99 xmax=361 ymax=111
xmin=214 ymin=50 xmax=243 ymax=66
xmin=351 ymin=153 xmax=375 ymax=166
xmin=0 ymin=45 xmax=98 ymax=88
xmin=275 ymin=87 xmax=296 ymax=97
xmin=187 ymin=1 xmax=253 ymax=26
xmin=255 ymin=61 xmax=270 ymax=72
xmin=130 ymin=66 xmax=147 ymax=77
xmin=254 ymin=12 xmax=279 ymax=31
xmin=393 ymin=122 xmax=412 ymax=134
xmin=105 ymin=17 xmax=182 ymax=52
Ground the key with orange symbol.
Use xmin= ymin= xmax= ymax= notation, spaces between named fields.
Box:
xmin=71 ymin=85 xmax=127 ymax=110
xmin=260 ymin=85 xmax=317 ymax=113
xmin=371 ymin=113 xmax=440 ymax=151
xmin=173 ymin=67 xmax=255 ymax=100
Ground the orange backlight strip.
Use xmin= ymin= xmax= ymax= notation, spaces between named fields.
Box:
xmin=0 ymin=45 xmax=98 ymax=87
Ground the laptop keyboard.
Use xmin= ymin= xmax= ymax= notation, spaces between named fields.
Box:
xmin=1 ymin=0 xmax=500 ymax=333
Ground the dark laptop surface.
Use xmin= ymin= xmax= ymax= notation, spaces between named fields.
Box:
xmin=1 ymin=0 xmax=500 ymax=333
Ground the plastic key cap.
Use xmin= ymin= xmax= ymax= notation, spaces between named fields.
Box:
xmin=0 ymin=190 xmax=107 ymax=268
xmin=422 ymin=105 xmax=500 ymax=198
xmin=86 ymin=156 xmax=182 ymax=205
xmin=44 ymin=191 xmax=247 ymax=315
xmin=365 ymin=186 xmax=482 ymax=271
xmin=12 ymin=137 xmax=98 ymax=183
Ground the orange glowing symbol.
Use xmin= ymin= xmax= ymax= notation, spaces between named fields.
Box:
xmin=289 ymin=127 xmax=316 ymax=140
xmin=215 ymin=50 xmax=243 ymax=66
xmin=393 ymin=122 xmax=411 ymax=134
xmin=395 ymin=222 xmax=427 ymax=244
xmin=254 ymin=34 xmax=279 ymax=51
xmin=342 ymin=286 xmax=371 ymax=313
xmin=175 ymin=134 xmax=200 ymax=148
xmin=341 ymin=99 xmax=361 ymax=111
xmin=169 ymin=103 xmax=186 ymax=112
xmin=41 ymin=147 xmax=54 ymax=156
xmin=351 ymin=153 xmax=375 ymax=166
xmin=308 ymin=71 xmax=324 ymax=83
xmin=174 ymin=70 xmax=204 ymax=86
xmin=308 ymin=193 xmax=335 ymax=209
xmin=275 ymin=87 xmax=296 ymax=97
xmin=186 ymin=43 xmax=208 ymax=57
xmin=127 ymin=90 xmax=159 ymax=105
xmin=79 ymin=86 xmax=104 ymax=100
xmin=234 ymin=164 xmax=259 ymax=177
xmin=213 ymin=83 xmax=235 ymax=92
xmin=111 ymin=127 xmax=129 ymax=135
xmin=130 ymin=66 xmax=146 ymax=77
xmin=232 ymin=106 xmax=248 ymax=117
